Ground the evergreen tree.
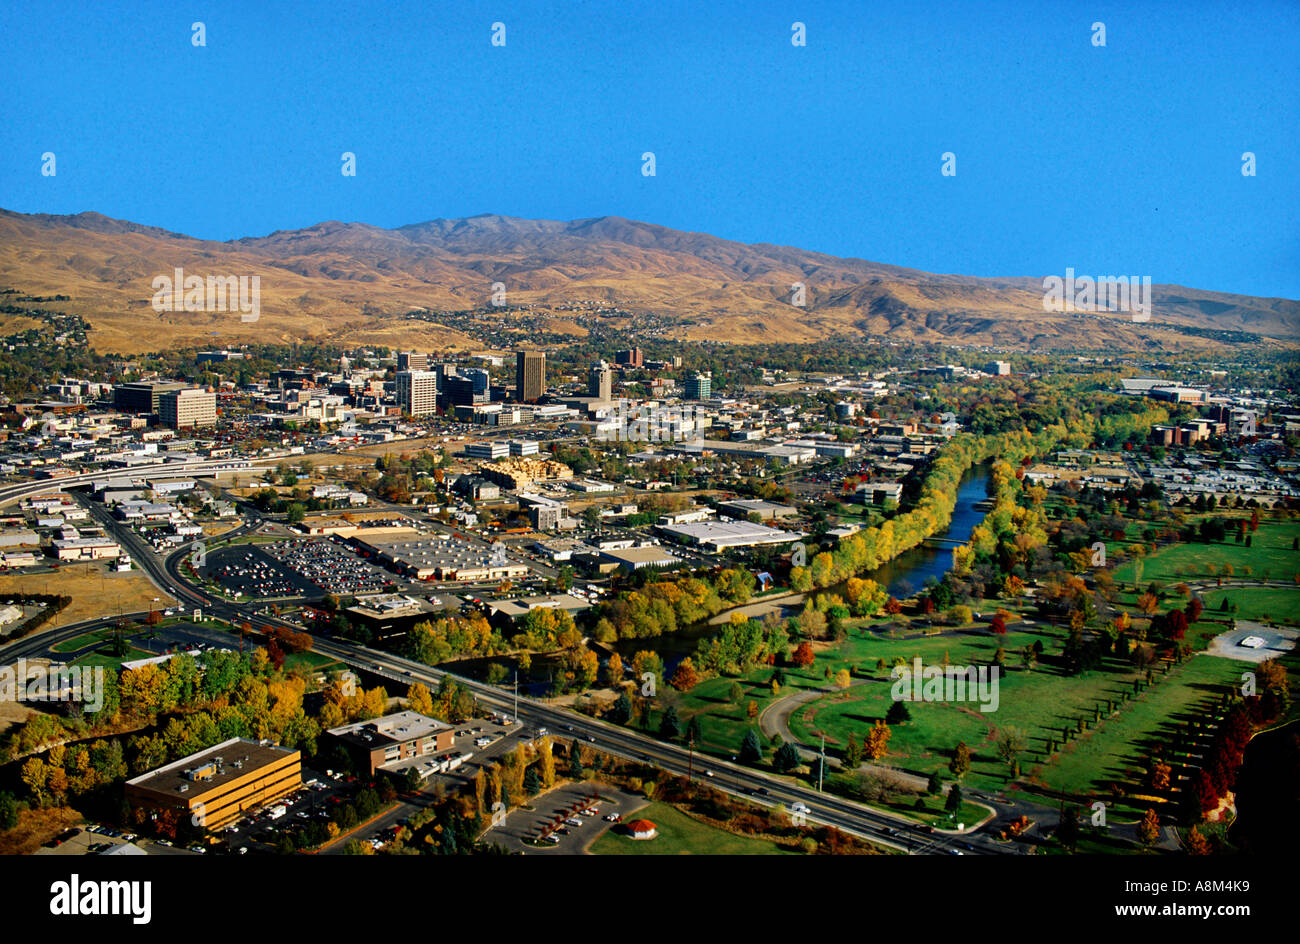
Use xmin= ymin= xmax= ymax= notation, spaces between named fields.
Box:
xmin=886 ymin=700 xmax=911 ymax=724
xmin=658 ymin=704 xmax=681 ymax=740
xmin=739 ymin=728 xmax=763 ymax=764
xmin=773 ymin=742 xmax=801 ymax=772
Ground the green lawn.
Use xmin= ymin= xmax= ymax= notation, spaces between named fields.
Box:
xmin=50 ymin=630 xmax=115 ymax=653
xmin=285 ymin=651 xmax=345 ymax=673
xmin=1029 ymin=655 xmax=1243 ymax=815
xmin=1111 ymin=518 xmax=1300 ymax=585
xmin=1196 ymin=587 xmax=1300 ymax=625
xmin=71 ymin=645 xmax=155 ymax=669
xmin=589 ymin=801 xmax=794 ymax=855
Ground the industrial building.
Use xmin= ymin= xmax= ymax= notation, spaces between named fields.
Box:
xmin=355 ymin=532 xmax=530 ymax=581
xmin=657 ymin=519 xmax=805 ymax=551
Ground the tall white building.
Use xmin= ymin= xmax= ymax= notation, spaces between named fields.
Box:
xmin=396 ymin=370 xmax=438 ymax=417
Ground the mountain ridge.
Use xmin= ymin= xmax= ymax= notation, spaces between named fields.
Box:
xmin=0 ymin=207 xmax=1295 ymax=354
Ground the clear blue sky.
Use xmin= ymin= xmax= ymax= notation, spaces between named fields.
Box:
xmin=2 ymin=0 xmax=1297 ymax=298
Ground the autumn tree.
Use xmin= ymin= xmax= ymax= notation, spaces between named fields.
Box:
xmin=1137 ymin=808 xmax=1161 ymax=846
xmin=865 ymin=720 xmax=892 ymax=760
xmin=949 ymin=741 xmax=972 ymax=779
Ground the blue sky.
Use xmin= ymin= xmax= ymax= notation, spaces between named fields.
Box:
xmin=1 ymin=0 xmax=1297 ymax=298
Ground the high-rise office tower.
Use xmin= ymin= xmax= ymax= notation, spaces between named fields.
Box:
xmin=516 ymin=351 xmax=545 ymax=403
xmin=396 ymin=370 xmax=439 ymax=416
xmin=588 ymin=361 xmax=612 ymax=400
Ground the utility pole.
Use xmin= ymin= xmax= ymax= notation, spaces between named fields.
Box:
xmin=818 ymin=734 xmax=826 ymax=793
xmin=513 ymin=670 xmax=518 ymax=721
xmin=687 ymin=732 xmax=694 ymax=781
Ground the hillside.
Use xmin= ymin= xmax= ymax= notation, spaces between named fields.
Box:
xmin=0 ymin=208 xmax=1295 ymax=354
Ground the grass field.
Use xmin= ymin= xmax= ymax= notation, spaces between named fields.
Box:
xmin=1196 ymin=587 xmax=1300 ymax=624
xmin=588 ymin=801 xmax=794 ymax=855
xmin=50 ymin=630 xmax=115 ymax=653
xmin=1111 ymin=518 xmax=1300 ymax=586
xmin=1028 ymin=656 xmax=1242 ymax=807
xmin=71 ymin=645 xmax=156 ymax=669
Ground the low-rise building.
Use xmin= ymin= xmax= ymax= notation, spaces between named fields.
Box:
xmin=125 ymin=737 xmax=302 ymax=832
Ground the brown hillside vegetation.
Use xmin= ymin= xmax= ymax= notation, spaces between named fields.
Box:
xmin=1 ymin=209 xmax=1296 ymax=353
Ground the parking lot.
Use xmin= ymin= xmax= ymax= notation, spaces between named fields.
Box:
xmin=206 ymin=538 xmax=396 ymax=599
xmin=482 ymin=782 xmax=647 ymax=854
xmin=1206 ymin=620 xmax=1299 ymax=663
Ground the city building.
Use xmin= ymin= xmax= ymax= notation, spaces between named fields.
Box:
xmin=325 ymin=711 xmax=455 ymax=776
xmin=396 ymin=369 xmax=439 ymax=417
xmin=397 ymin=351 xmax=428 ymax=371
xmin=343 ymin=593 xmax=448 ymax=642
xmin=158 ymin=388 xmax=217 ymax=429
xmin=685 ymin=373 xmax=712 ymax=400
xmin=113 ymin=381 xmax=187 ymax=415
xmin=124 ymin=737 xmax=302 ymax=832
xmin=465 ymin=441 xmax=510 ymax=460
xmin=516 ymin=351 xmax=546 ymax=403
xmin=588 ymin=362 xmax=612 ymax=401
xmin=355 ymin=532 xmax=530 ymax=581
xmin=443 ymin=368 xmax=490 ymax=407
xmin=614 ymin=348 xmax=643 ymax=368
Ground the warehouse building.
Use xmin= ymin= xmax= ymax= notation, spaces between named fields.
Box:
xmin=355 ymin=532 xmax=530 ymax=582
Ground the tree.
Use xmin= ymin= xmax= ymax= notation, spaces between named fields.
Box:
xmin=949 ymin=741 xmax=971 ymax=779
xmin=791 ymin=641 xmax=815 ymax=668
xmin=885 ymin=700 xmax=911 ymax=725
xmin=0 ymin=791 xmax=18 ymax=831
xmin=773 ymin=742 xmax=801 ymax=772
xmin=669 ymin=657 xmax=699 ymax=691
xmin=844 ymin=732 xmax=863 ymax=770
xmin=523 ymin=766 xmax=541 ymax=796
xmin=739 ymin=729 xmax=763 ymax=765
xmin=1185 ymin=825 xmax=1212 ymax=855
xmin=608 ymin=692 xmax=632 ymax=725
xmin=568 ymin=743 xmax=584 ymax=780
xmin=994 ymin=726 xmax=1027 ymax=777
xmin=604 ymin=652 xmax=623 ymax=687
xmin=1056 ymin=806 xmax=1080 ymax=852
xmin=658 ymin=705 xmax=681 ymax=740
xmin=945 ymin=783 xmax=963 ymax=814
xmin=1137 ymin=808 xmax=1161 ymax=846
xmin=865 ymin=720 xmax=891 ymax=760
xmin=402 ymin=766 xmax=422 ymax=793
